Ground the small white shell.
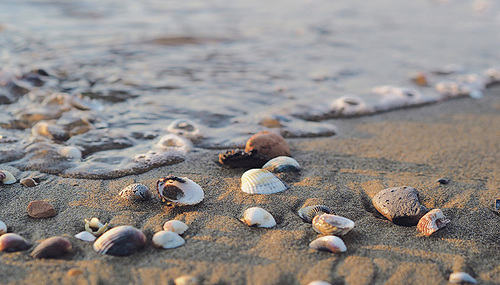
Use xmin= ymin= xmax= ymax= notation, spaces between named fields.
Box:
xmin=307 ymin=281 xmax=332 ymax=285
xmin=312 ymin=214 xmax=355 ymax=236
xmin=163 ymin=220 xmax=189 ymax=235
xmin=93 ymin=225 xmax=146 ymax=256
xmin=329 ymin=96 xmax=372 ymax=116
xmin=156 ymin=176 xmax=204 ymax=206
xmin=152 ymin=231 xmax=185 ymax=249
xmin=241 ymin=207 xmax=276 ymax=228
xmin=0 ymin=170 xmax=16 ymax=184
xmin=0 ymin=221 xmax=6 ymax=235
xmin=85 ymin=218 xmax=108 ymax=236
xmin=167 ymin=118 xmax=203 ymax=142
xmin=57 ymin=146 xmax=82 ymax=160
xmin=262 ymin=156 xmax=300 ymax=173
xmin=119 ymin=184 xmax=151 ymax=201
xmin=241 ymin=169 xmax=289 ymax=194
xmin=417 ymin=209 xmax=450 ymax=236
xmin=74 ymin=231 xmax=96 ymax=242
xmin=309 ymin=236 xmax=346 ymax=253
xmin=449 ymin=272 xmax=477 ymax=284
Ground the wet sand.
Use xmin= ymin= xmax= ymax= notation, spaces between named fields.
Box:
xmin=0 ymin=88 xmax=499 ymax=285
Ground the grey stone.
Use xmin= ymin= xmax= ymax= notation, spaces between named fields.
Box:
xmin=372 ymin=186 xmax=428 ymax=226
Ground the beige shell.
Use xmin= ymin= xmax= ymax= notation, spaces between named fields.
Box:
xmin=449 ymin=272 xmax=477 ymax=284
xmin=312 ymin=214 xmax=354 ymax=236
xmin=241 ymin=169 xmax=289 ymax=194
xmin=163 ymin=220 xmax=188 ymax=235
xmin=298 ymin=205 xmax=335 ymax=223
xmin=156 ymin=176 xmax=204 ymax=206
xmin=416 ymin=209 xmax=450 ymax=236
xmin=0 ymin=221 xmax=6 ymax=235
xmin=85 ymin=218 xmax=108 ymax=236
xmin=174 ymin=275 xmax=199 ymax=285
xmin=152 ymin=231 xmax=185 ymax=249
xmin=309 ymin=235 xmax=346 ymax=253
xmin=0 ymin=170 xmax=16 ymax=185
xmin=241 ymin=207 xmax=276 ymax=228
xmin=74 ymin=231 xmax=96 ymax=242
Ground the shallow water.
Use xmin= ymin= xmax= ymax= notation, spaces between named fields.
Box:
xmin=0 ymin=0 xmax=499 ymax=178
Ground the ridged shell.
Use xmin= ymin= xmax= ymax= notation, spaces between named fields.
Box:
xmin=166 ymin=118 xmax=203 ymax=142
xmin=74 ymin=231 xmax=96 ymax=242
xmin=85 ymin=217 xmax=108 ymax=236
xmin=240 ymin=169 xmax=289 ymax=194
xmin=0 ymin=170 xmax=16 ymax=184
xmin=309 ymin=235 xmax=346 ymax=253
xmin=119 ymin=184 xmax=151 ymax=201
xmin=30 ymin=236 xmax=72 ymax=259
xmin=156 ymin=176 xmax=204 ymax=206
xmin=417 ymin=208 xmax=450 ymax=236
xmin=449 ymin=272 xmax=477 ymax=284
xmin=312 ymin=214 xmax=355 ymax=236
xmin=262 ymin=156 xmax=300 ymax=173
xmin=298 ymin=205 xmax=335 ymax=223
xmin=0 ymin=220 xmax=6 ymax=235
xmin=152 ymin=231 xmax=185 ymax=249
xmin=241 ymin=207 xmax=276 ymax=228
xmin=0 ymin=233 xmax=31 ymax=252
xmin=163 ymin=220 xmax=189 ymax=235
xmin=93 ymin=225 xmax=146 ymax=256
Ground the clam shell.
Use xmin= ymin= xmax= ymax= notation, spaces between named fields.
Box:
xmin=449 ymin=272 xmax=477 ymax=284
xmin=262 ymin=156 xmax=300 ymax=173
xmin=167 ymin=118 xmax=203 ymax=142
xmin=119 ymin=183 xmax=151 ymax=201
xmin=75 ymin=231 xmax=96 ymax=242
xmin=240 ymin=169 xmax=289 ymax=194
xmin=298 ymin=205 xmax=335 ymax=223
xmin=0 ymin=233 xmax=31 ymax=252
xmin=93 ymin=225 xmax=146 ymax=256
xmin=152 ymin=231 xmax=185 ymax=249
xmin=0 ymin=220 xmax=6 ymax=235
xmin=30 ymin=236 xmax=72 ymax=259
xmin=416 ymin=208 xmax=450 ymax=236
xmin=241 ymin=207 xmax=276 ymax=228
xmin=174 ymin=275 xmax=199 ymax=285
xmin=0 ymin=170 xmax=16 ymax=184
xmin=85 ymin=217 xmax=108 ymax=236
xmin=163 ymin=220 xmax=189 ymax=235
xmin=312 ymin=214 xmax=355 ymax=236
xmin=156 ymin=176 xmax=204 ymax=206
xmin=309 ymin=235 xmax=346 ymax=253
xmin=20 ymin=178 xmax=39 ymax=187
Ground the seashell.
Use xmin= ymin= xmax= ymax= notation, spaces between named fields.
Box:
xmin=156 ymin=176 xmax=204 ymax=206
xmin=307 ymin=281 xmax=332 ymax=285
xmin=119 ymin=183 xmax=151 ymax=201
xmin=0 ymin=233 xmax=32 ymax=252
xmin=329 ymin=96 xmax=372 ymax=116
xmin=240 ymin=169 xmax=289 ymax=194
xmin=57 ymin=146 xmax=82 ymax=160
xmin=20 ymin=178 xmax=39 ymax=187
xmin=74 ymin=231 xmax=96 ymax=242
xmin=298 ymin=205 xmax=335 ymax=223
xmin=449 ymin=272 xmax=477 ymax=284
xmin=93 ymin=225 xmax=146 ymax=256
xmin=163 ymin=220 xmax=189 ymax=235
xmin=240 ymin=207 xmax=276 ymax=228
xmin=262 ymin=156 xmax=300 ymax=173
xmin=30 ymin=236 xmax=72 ymax=259
xmin=436 ymin=178 xmax=450 ymax=185
xmin=174 ymin=275 xmax=199 ymax=285
xmin=152 ymin=231 xmax=185 ymax=249
xmin=245 ymin=131 xmax=291 ymax=159
xmin=417 ymin=208 xmax=450 ymax=236
xmin=312 ymin=214 xmax=355 ymax=236
xmin=167 ymin=118 xmax=203 ymax=142
xmin=0 ymin=170 xmax=16 ymax=184
xmin=85 ymin=218 xmax=108 ymax=236
xmin=218 ymin=149 xmax=269 ymax=169
xmin=495 ymin=199 xmax=500 ymax=212
xmin=0 ymin=220 xmax=6 ymax=235
xmin=309 ymin=235 xmax=346 ymax=253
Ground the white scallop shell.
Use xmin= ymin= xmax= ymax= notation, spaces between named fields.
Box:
xmin=262 ymin=156 xmax=300 ymax=173
xmin=449 ymin=272 xmax=477 ymax=284
xmin=0 ymin=221 xmax=7 ymax=235
xmin=0 ymin=170 xmax=16 ymax=185
xmin=241 ymin=207 xmax=276 ymax=228
xmin=57 ymin=146 xmax=82 ymax=160
xmin=167 ymin=118 xmax=203 ymax=142
xmin=312 ymin=214 xmax=355 ymax=236
xmin=163 ymin=220 xmax=189 ymax=235
xmin=241 ymin=169 xmax=289 ymax=194
xmin=416 ymin=209 xmax=450 ymax=236
xmin=152 ymin=231 xmax=185 ymax=249
xmin=85 ymin=218 xmax=108 ymax=236
xmin=156 ymin=176 xmax=204 ymax=206
xmin=309 ymin=236 xmax=346 ymax=253
xmin=74 ymin=231 xmax=96 ymax=242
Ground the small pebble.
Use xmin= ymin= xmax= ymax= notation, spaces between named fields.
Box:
xmin=372 ymin=186 xmax=428 ymax=226
xmin=437 ymin=178 xmax=450 ymax=185
xmin=245 ymin=131 xmax=291 ymax=159
xmin=67 ymin=268 xmax=84 ymax=277
xmin=27 ymin=200 xmax=57 ymax=218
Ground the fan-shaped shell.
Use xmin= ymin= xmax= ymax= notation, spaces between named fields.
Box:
xmin=241 ymin=169 xmax=289 ymax=194
xmin=0 ymin=170 xmax=16 ymax=184
xmin=312 ymin=214 xmax=354 ymax=236
xmin=0 ymin=220 xmax=6 ymax=235
xmin=309 ymin=235 xmax=346 ymax=253
xmin=93 ymin=225 xmax=146 ymax=256
xmin=163 ymin=220 xmax=188 ymax=235
xmin=152 ymin=231 xmax=185 ymax=249
xmin=75 ymin=231 xmax=96 ymax=242
xmin=119 ymin=183 xmax=151 ymax=201
xmin=30 ymin=236 xmax=72 ymax=259
xmin=298 ymin=205 xmax=335 ymax=223
xmin=156 ymin=176 xmax=204 ymax=206
xmin=262 ymin=156 xmax=300 ymax=173
xmin=417 ymin=208 xmax=450 ymax=236
xmin=449 ymin=272 xmax=477 ymax=284
xmin=85 ymin=217 xmax=108 ymax=236
xmin=241 ymin=207 xmax=276 ymax=228
xmin=0 ymin=233 xmax=31 ymax=252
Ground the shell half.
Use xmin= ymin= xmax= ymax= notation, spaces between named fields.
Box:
xmin=0 ymin=233 xmax=31 ymax=252
xmin=85 ymin=218 xmax=108 ymax=236
xmin=156 ymin=176 xmax=204 ymax=206
xmin=298 ymin=205 xmax=335 ymax=223
xmin=152 ymin=231 xmax=185 ymax=249
xmin=312 ymin=214 xmax=355 ymax=236
xmin=309 ymin=236 xmax=346 ymax=253
xmin=0 ymin=170 xmax=16 ymax=185
xmin=75 ymin=231 xmax=97 ymax=242
xmin=163 ymin=220 xmax=189 ymax=235
xmin=241 ymin=207 xmax=276 ymax=228
xmin=449 ymin=272 xmax=477 ymax=284
xmin=93 ymin=225 xmax=146 ymax=256
xmin=417 ymin=208 xmax=450 ymax=236
xmin=241 ymin=169 xmax=289 ymax=194
xmin=30 ymin=236 xmax=72 ymax=259
xmin=262 ymin=156 xmax=300 ymax=173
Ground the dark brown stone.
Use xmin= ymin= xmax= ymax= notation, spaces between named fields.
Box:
xmin=27 ymin=200 xmax=57 ymax=218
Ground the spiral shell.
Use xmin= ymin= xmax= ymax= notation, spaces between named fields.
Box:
xmin=309 ymin=236 xmax=346 ymax=253
xmin=312 ymin=214 xmax=355 ymax=236
xmin=241 ymin=169 xmax=289 ymax=194
xmin=417 ymin=208 xmax=450 ymax=236
xmin=119 ymin=183 xmax=151 ymax=201
xmin=262 ymin=156 xmax=300 ymax=173
xmin=0 ymin=221 xmax=6 ymax=235
xmin=93 ymin=226 xmax=146 ymax=256
xmin=0 ymin=233 xmax=31 ymax=252
xmin=449 ymin=272 xmax=477 ymax=284
xmin=152 ymin=231 xmax=185 ymax=249
xmin=241 ymin=207 xmax=276 ymax=228
xmin=85 ymin=217 xmax=108 ymax=236
xmin=163 ymin=220 xmax=188 ymax=235
xmin=30 ymin=236 xmax=72 ymax=259
xmin=298 ymin=205 xmax=335 ymax=223
xmin=0 ymin=170 xmax=16 ymax=185
xmin=156 ymin=176 xmax=204 ymax=206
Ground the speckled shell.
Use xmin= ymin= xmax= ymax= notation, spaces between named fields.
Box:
xmin=449 ymin=272 xmax=477 ymax=284
xmin=298 ymin=205 xmax=335 ymax=223
xmin=85 ymin=217 xmax=108 ymax=236
xmin=30 ymin=236 xmax=72 ymax=259
xmin=152 ymin=231 xmax=185 ymax=249
xmin=312 ymin=214 xmax=355 ymax=236
xmin=309 ymin=235 xmax=346 ymax=253
xmin=417 ymin=208 xmax=450 ymax=236
xmin=262 ymin=156 xmax=300 ymax=173
xmin=241 ymin=207 xmax=276 ymax=228
xmin=163 ymin=220 xmax=189 ymax=235
xmin=0 ymin=170 xmax=16 ymax=184
xmin=119 ymin=183 xmax=151 ymax=201
xmin=156 ymin=176 xmax=204 ymax=206
xmin=74 ymin=231 xmax=96 ymax=242
xmin=0 ymin=220 xmax=6 ymax=235
xmin=240 ymin=169 xmax=289 ymax=194
xmin=0 ymin=233 xmax=31 ymax=252
xmin=93 ymin=226 xmax=146 ymax=256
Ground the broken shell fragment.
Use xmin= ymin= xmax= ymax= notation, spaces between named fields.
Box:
xmin=156 ymin=176 xmax=204 ymax=206
xmin=152 ymin=231 xmax=185 ymax=249
xmin=74 ymin=231 xmax=96 ymax=242
xmin=298 ymin=205 xmax=335 ymax=223
xmin=240 ymin=169 xmax=289 ymax=194
xmin=262 ymin=156 xmax=300 ymax=173
xmin=449 ymin=272 xmax=477 ymax=284
xmin=309 ymin=235 xmax=346 ymax=253
xmin=20 ymin=178 xmax=39 ymax=187
xmin=0 ymin=221 xmax=6 ymax=235
xmin=30 ymin=236 xmax=72 ymax=259
xmin=0 ymin=233 xmax=31 ymax=252
xmin=0 ymin=170 xmax=16 ymax=184
xmin=241 ymin=207 xmax=276 ymax=228
xmin=163 ymin=220 xmax=188 ymax=235
xmin=417 ymin=208 xmax=450 ymax=236
xmin=93 ymin=225 xmax=146 ymax=256
xmin=312 ymin=214 xmax=355 ymax=236
xmin=119 ymin=183 xmax=151 ymax=201
xmin=84 ymin=218 xmax=108 ymax=236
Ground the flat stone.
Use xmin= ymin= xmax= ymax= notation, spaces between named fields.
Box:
xmin=245 ymin=131 xmax=291 ymax=159
xmin=27 ymin=200 xmax=57 ymax=218
xmin=372 ymin=186 xmax=428 ymax=226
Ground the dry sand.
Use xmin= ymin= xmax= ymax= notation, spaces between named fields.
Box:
xmin=0 ymin=88 xmax=499 ymax=285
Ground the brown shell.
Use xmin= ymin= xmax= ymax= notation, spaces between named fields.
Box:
xmin=417 ymin=209 xmax=450 ymax=236
xmin=30 ymin=236 xmax=72 ymax=259
xmin=0 ymin=233 xmax=32 ymax=252
xmin=245 ymin=131 xmax=291 ymax=159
